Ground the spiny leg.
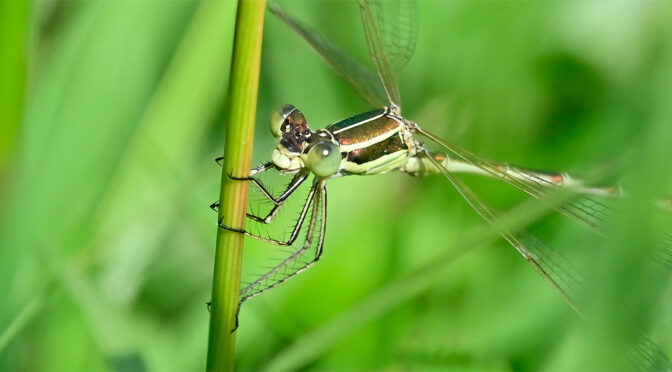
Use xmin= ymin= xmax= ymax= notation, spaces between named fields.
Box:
xmin=211 ymin=161 xmax=276 ymax=212
xmin=219 ymin=181 xmax=317 ymax=246
xmin=212 ymin=161 xmax=308 ymax=224
xmin=231 ymin=181 xmax=328 ymax=331
xmin=213 ymin=161 xmax=276 ymax=206
xmin=211 ymin=161 xmax=274 ymax=213
xmin=243 ymin=171 xmax=309 ymax=224
xmin=229 ymin=162 xmax=285 ymax=202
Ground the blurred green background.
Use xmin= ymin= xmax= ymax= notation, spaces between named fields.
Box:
xmin=2 ymin=0 xmax=672 ymax=370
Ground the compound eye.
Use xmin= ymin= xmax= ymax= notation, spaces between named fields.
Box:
xmin=269 ymin=104 xmax=296 ymax=138
xmin=305 ymin=141 xmax=341 ymax=178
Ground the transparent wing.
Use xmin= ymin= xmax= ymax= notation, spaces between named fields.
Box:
xmin=240 ymin=181 xmax=327 ymax=303
xmin=415 ymin=127 xmax=611 ymax=229
xmin=423 ymin=152 xmax=671 ymax=370
xmin=364 ymin=0 xmax=418 ymax=72
xmin=425 ymin=152 xmax=582 ymax=314
xmin=414 ymin=126 xmax=672 ymax=269
xmin=359 ymin=0 xmax=419 ymax=110
xmin=269 ymin=3 xmax=388 ymax=108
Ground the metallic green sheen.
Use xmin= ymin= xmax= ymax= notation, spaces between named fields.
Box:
xmin=325 ymin=108 xmax=385 ymax=133
xmin=346 ymin=133 xmax=406 ymax=165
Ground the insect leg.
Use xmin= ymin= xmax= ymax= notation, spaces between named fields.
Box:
xmin=212 ymin=164 xmax=308 ymax=224
xmin=244 ymin=171 xmax=309 ymax=224
xmin=232 ymin=182 xmax=328 ymax=331
xmin=219 ymin=182 xmax=317 ymax=246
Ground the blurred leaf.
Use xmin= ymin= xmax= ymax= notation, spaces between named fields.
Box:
xmin=2 ymin=0 xmax=672 ymax=370
xmin=0 ymin=0 xmax=236 ymax=369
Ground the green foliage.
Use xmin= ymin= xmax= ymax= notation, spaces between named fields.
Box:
xmin=1 ymin=1 xmax=671 ymax=371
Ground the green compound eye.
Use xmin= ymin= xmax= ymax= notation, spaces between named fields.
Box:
xmin=269 ymin=104 xmax=295 ymax=138
xmin=305 ymin=141 xmax=341 ymax=178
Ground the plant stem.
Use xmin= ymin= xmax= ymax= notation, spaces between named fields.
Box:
xmin=0 ymin=0 xmax=29 ymax=171
xmin=206 ymin=0 xmax=265 ymax=371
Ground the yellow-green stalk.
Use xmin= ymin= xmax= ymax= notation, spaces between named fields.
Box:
xmin=206 ymin=0 xmax=265 ymax=370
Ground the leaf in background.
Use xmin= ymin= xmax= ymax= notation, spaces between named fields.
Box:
xmin=0 ymin=0 xmax=237 ymax=369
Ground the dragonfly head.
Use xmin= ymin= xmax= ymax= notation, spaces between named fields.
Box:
xmin=269 ymin=104 xmax=342 ymax=178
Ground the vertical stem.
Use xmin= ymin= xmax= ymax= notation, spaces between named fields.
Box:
xmin=206 ymin=0 xmax=265 ymax=371
xmin=0 ymin=0 xmax=30 ymax=172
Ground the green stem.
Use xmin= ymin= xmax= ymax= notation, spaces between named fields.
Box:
xmin=0 ymin=0 xmax=29 ymax=171
xmin=206 ymin=0 xmax=265 ymax=371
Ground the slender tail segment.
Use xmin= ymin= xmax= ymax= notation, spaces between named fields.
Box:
xmin=420 ymin=150 xmax=672 ymax=372
xmin=405 ymin=151 xmax=623 ymax=198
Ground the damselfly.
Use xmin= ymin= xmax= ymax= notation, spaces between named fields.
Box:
xmin=215 ymin=0 xmax=671 ymax=366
